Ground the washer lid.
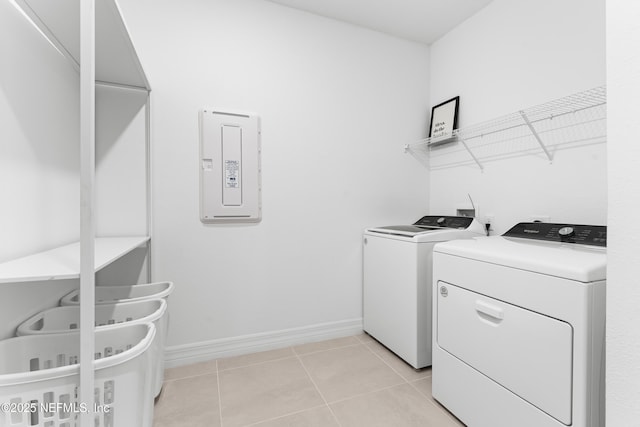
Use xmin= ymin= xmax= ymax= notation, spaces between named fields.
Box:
xmin=366 ymin=216 xmax=482 ymax=238
xmin=434 ymin=236 xmax=606 ymax=282
xmin=365 ymin=225 xmax=440 ymax=237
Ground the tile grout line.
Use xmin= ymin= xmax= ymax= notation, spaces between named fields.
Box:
xmin=218 ymin=354 xmax=298 ymax=373
xmin=354 ymin=333 xmax=374 ymax=344
xmin=361 ymin=341 xmax=415 ymax=384
xmin=407 ymin=377 xmax=429 ymax=398
xmin=292 ymin=341 xmax=362 ymax=358
xmin=295 ymin=351 xmax=344 ymax=427
xmin=241 ymin=404 xmax=329 ymax=427
xmin=216 ymin=359 xmax=224 ymax=427
xmin=162 ymin=370 xmax=217 ymax=383
xmin=325 ymin=380 xmax=410 ymax=407
xmin=406 ymin=377 xmax=464 ymax=426
xmin=359 ymin=335 xmax=433 ymax=382
xmin=426 ymin=397 xmax=465 ymax=426
xmin=218 ymin=339 xmax=363 ymax=374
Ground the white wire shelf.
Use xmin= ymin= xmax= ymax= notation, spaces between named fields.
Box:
xmin=405 ymin=86 xmax=606 ymax=171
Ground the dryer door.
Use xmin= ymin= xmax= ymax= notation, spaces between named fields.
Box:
xmin=436 ymin=282 xmax=573 ymax=425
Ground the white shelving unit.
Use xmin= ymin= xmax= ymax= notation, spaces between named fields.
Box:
xmin=405 ymin=86 xmax=606 ymax=171
xmin=11 ymin=0 xmax=151 ymax=423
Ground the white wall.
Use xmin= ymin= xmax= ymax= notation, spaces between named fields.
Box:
xmin=117 ymin=0 xmax=430 ymax=351
xmin=0 ymin=1 xmax=81 ymax=338
xmin=0 ymin=1 xmax=80 ymax=261
xmin=606 ymin=1 xmax=640 ymax=423
xmin=95 ymin=85 xmax=148 ymax=239
xmin=428 ymin=0 xmax=606 ymax=233
xmin=95 ymin=85 xmax=150 ymax=286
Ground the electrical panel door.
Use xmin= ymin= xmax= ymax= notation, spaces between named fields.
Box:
xmin=199 ymin=109 xmax=261 ymax=223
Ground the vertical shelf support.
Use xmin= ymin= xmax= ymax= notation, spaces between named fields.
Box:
xmin=145 ymin=92 xmax=153 ymax=282
xmin=80 ymin=0 xmax=96 ymax=424
xmin=519 ymin=110 xmax=553 ymax=163
xmin=459 ymin=137 xmax=484 ymax=171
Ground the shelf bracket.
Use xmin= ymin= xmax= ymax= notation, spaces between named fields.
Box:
xmin=520 ymin=110 xmax=553 ymax=163
xmin=459 ymin=137 xmax=484 ymax=171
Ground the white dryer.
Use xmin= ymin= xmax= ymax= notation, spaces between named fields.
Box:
xmin=363 ymin=216 xmax=486 ymax=369
xmin=432 ymin=222 xmax=606 ymax=427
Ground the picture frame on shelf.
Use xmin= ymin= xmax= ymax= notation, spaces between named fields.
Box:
xmin=428 ymin=96 xmax=459 ymax=145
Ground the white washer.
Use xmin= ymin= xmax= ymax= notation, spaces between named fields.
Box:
xmin=432 ymin=222 xmax=606 ymax=427
xmin=363 ymin=216 xmax=485 ymax=369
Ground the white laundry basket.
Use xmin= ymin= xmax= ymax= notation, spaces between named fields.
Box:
xmin=60 ymin=281 xmax=174 ymax=306
xmin=16 ymin=299 xmax=167 ymax=398
xmin=0 ymin=323 xmax=155 ymax=427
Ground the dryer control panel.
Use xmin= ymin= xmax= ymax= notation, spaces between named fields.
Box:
xmin=503 ymin=222 xmax=607 ymax=247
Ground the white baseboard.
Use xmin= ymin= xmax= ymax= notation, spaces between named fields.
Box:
xmin=164 ymin=318 xmax=364 ymax=368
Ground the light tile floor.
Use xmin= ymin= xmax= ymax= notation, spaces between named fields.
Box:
xmin=154 ymin=333 xmax=465 ymax=427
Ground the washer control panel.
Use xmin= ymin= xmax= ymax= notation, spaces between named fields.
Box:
xmin=414 ymin=216 xmax=474 ymax=229
xmin=503 ymin=222 xmax=607 ymax=247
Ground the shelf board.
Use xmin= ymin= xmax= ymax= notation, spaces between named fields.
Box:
xmin=14 ymin=0 xmax=150 ymax=90
xmin=0 ymin=236 xmax=150 ymax=284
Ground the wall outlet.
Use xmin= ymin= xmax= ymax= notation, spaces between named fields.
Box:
xmin=529 ymin=215 xmax=550 ymax=223
xmin=484 ymin=214 xmax=494 ymax=235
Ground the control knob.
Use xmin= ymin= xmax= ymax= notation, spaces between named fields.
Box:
xmin=558 ymin=226 xmax=575 ymax=242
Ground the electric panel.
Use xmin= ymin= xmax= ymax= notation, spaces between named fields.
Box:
xmin=199 ymin=109 xmax=261 ymax=223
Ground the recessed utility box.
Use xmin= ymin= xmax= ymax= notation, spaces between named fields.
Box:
xmin=199 ymin=109 xmax=261 ymax=223
xmin=456 ymin=208 xmax=476 ymax=218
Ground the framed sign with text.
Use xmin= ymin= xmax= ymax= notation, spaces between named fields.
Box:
xmin=428 ymin=96 xmax=459 ymax=144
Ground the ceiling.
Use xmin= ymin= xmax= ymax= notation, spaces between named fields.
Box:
xmin=264 ymin=0 xmax=494 ymax=45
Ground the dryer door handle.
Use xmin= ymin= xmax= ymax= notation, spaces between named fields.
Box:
xmin=475 ymin=300 xmax=504 ymax=321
